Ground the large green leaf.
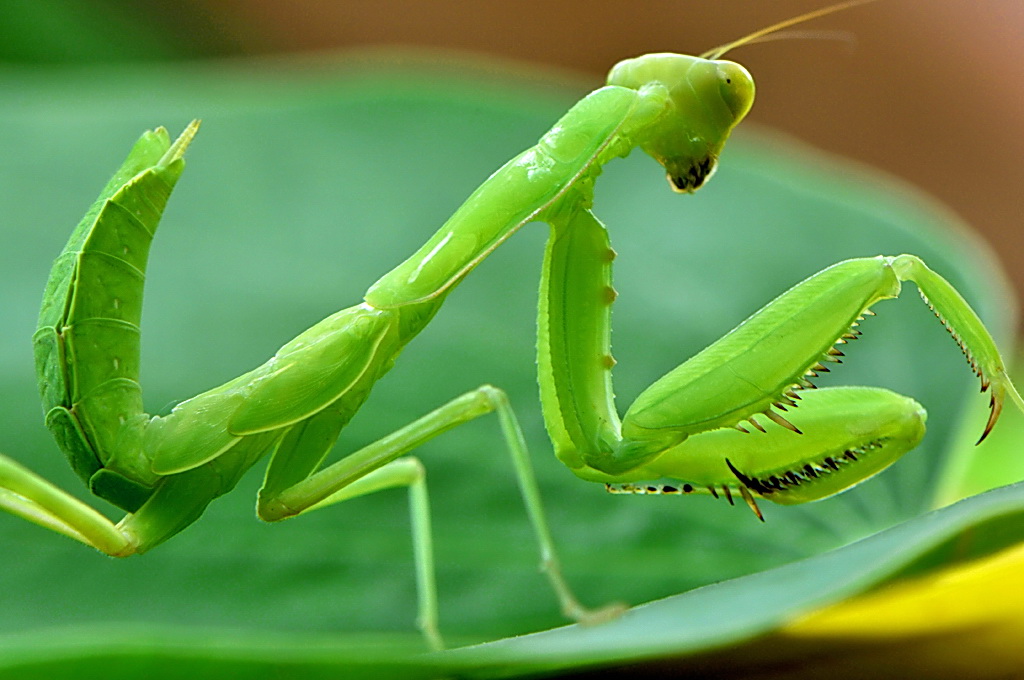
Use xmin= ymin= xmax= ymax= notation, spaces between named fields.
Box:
xmin=0 ymin=55 xmax=1019 ymax=676
xmin=444 ymin=481 xmax=1024 ymax=677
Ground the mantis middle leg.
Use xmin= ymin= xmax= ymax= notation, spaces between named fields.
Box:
xmin=252 ymin=384 xmax=625 ymax=651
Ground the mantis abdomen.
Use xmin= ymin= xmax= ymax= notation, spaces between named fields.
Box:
xmin=33 ymin=127 xmax=192 ymax=511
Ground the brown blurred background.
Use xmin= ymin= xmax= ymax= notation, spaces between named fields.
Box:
xmin=9 ymin=0 xmax=1023 ymax=302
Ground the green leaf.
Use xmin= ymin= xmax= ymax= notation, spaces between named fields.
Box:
xmin=0 ymin=55 xmax=1019 ymax=676
xmin=444 ymin=482 xmax=1024 ymax=676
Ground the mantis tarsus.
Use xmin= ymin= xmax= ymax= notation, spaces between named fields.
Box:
xmin=1 ymin=3 xmax=1022 ymax=652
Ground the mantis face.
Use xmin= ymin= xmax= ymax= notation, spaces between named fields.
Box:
xmin=607 ymin=53 xmax=755 ymax=192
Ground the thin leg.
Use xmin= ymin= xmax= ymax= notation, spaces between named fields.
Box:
xmin=891 ymin=254 xmax=1024 ymax=440
xmin=488 ymin=387 xmax=625 ymax=625
xmin=301 ymin=457 xmax=442 ymax=650
xmin=405 ymin=460 xmax=440 ymax=652
xmin=259 ymin=385 xmax=624 ymax=649
xmin=0 ymin=453 xmax=134 ymax=556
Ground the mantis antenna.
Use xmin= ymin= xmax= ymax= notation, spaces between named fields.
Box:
xmin=701 ymin=0 xmax=879 ymax=59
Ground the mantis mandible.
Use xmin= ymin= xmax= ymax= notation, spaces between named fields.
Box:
xmin=1 ymin=2 xmax=1021 ymax=652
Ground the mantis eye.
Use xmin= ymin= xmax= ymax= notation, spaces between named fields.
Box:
xmin=714 ymin=61 xmax=755 ymax=121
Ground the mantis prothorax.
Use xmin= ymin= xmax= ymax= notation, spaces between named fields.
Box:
xmin=1 ymin=2 xmax=1021 ymax=652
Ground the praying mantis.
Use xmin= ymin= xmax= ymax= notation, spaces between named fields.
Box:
xmin=1 ymin=2 xmax=1022 ymax=653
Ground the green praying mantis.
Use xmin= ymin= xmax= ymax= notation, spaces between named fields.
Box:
xmin=1 ymin=2 xmax=1022 ymax=652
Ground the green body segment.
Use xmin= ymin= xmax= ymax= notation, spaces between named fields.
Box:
xmin=589 ymin=387 xmax=927 ymax=504
xmin=120 ymin=429 xmax=283 ymax=549
xmin=33 ymin=125 xmax=195 ymax=510
xmin=621 ymin=257 xmax=901 ymax=444
xmin=891 ymin=254 xmax=1024 ymax=439
xmin=364 ymin=84 xmax=663 ymax=308
xmin=229 ymin=308 xmax=391 ymax=434
xmin=147 ymin=304 xmax=409 ymax=473
xmin=537 ymin=207 xmax=620 ymax=471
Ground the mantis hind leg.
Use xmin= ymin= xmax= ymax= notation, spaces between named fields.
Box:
xmin=0 ymin=453 xmax=134 ymax=555
xmin=257 ymin=385 xmax=624 ymax=651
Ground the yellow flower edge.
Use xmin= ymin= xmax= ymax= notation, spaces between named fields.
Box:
xmin=775 ymin=541 xmax=1024 ymax=678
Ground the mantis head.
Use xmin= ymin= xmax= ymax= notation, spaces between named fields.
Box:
xmin=608 ymin=1 xmax=876 ymax=194
xmin=607 ymin=54 xmax=755 ymax=193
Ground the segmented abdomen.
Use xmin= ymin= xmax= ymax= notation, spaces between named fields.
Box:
xmin=33 ymin=128 xmax=186 ymax=500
